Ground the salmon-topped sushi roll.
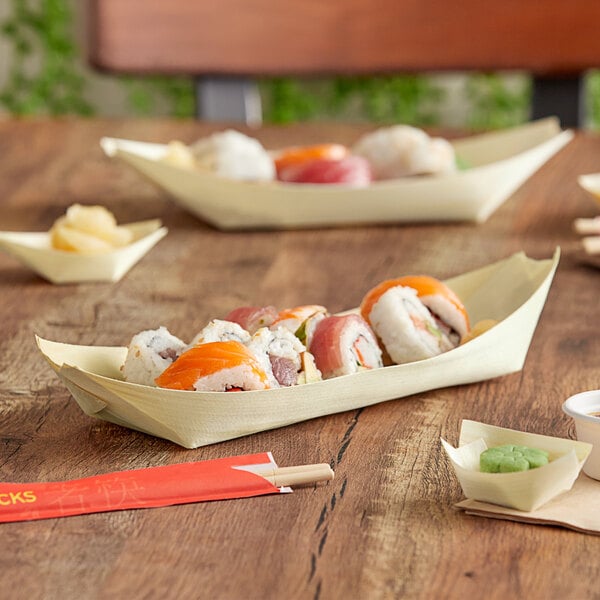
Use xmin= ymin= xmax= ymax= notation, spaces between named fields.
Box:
xmin=155 ymin=341 xmax=270 ymax=392
xmin=360 ymin=275 xmax=470 ymax=364
xmin=308 ymin=314 xmax=382 ymax=379
xmin=224 ymin=306 xmax=278 ymax=334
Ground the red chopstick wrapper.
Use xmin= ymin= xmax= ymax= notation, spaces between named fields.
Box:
xmin=0 ymin=452 xmax=289 ymax=523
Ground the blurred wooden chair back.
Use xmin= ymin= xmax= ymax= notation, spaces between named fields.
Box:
xmin=88 ymin=0 xmax=600 ymax=126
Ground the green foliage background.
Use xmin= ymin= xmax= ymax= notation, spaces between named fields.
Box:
xmin=1 ymin=0 xmax=598 ymax=129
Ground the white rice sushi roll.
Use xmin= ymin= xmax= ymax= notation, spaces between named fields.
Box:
xmin=352 ymin=125 xmax=456 ymax=180
xmin=308 ymin=314 xmax=383 ymax=379
xmin=270 ymin=305 xmax=329 ymax=346
xmin=190 ymin=129 xmax=275 ymax=181
xmin=155 ymin=341 xmax=270 ymax=392
xmin=189 ymin=319 xmax=251 ymax=347
xmin=247 ymin=326 xmax=321 ymax=387
xmin=121 ymin=326 xmax=186 ymax=386
xmin=360 ymin=275 xmax=470 ymax=364
xmin=368 ymin=287 xmax=454 ymax=363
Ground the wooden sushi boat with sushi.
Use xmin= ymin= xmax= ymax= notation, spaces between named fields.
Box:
xmin=100 ymin=118 xmax=572 ymax=230
xmin=37 ymin=249 xmax=560 ymax=448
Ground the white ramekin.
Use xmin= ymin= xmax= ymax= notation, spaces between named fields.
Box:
xmin=563 ymin=390 xmax=600 ymax=480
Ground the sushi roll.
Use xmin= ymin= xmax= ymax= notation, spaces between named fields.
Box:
xmin=155 ymin=341 xmax=270 ymax=392
xmin=121 ymin=326 xmax=187 ymax=386
xmin=308 ymin=314 xmax=383 ymax=379
xmin=190 ymin=129 xmax=275 ymax=181
xmin=360 ymin=275 xmax=470 ymax=364
xmin=189 ymin=319 xmax=251 ymax=347
xmin=270 ymin=305 xmax=329 ymax=345
xmin=247 ymin=326 xmax=322 ymax=387
xmin=224 ymin=305 xmax=278 ymax=335
xmin=352 ymin=125 xmax=456 ymax=180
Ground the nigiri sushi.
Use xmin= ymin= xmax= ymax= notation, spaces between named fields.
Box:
xmin=190 ymin=129 xmax=275 ymax=181
xmin=352 ymin=125 xmax=456 ymax=180
xmin=360 ymin=275 xmax=469 ymax=364
xmin=155 ymin=341 xmax=270 ymax=392
xmin=274 ymin=143 xmax=349 ymax=176
xmin=274 ymin=143 xmax=370 ymax=186
xmin=224 ymin=306 xmax=278 ymax=334
xmin=122 ymin=326 xmax=187 ymax=386
xmin=277 ymin=156 xmax=373 ymax=186
xmin=308 ymin=314 xmax=382 ymax=379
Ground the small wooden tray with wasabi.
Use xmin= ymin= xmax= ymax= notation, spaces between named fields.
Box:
xmin=442 ymin=420 xmax=600 ymax=535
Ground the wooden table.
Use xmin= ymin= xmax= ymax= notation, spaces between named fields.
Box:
xmin=1 ymin=118 xmax=599 ymax=599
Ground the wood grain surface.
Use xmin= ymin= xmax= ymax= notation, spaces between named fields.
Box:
xmin=0 ymin=118 xmax=599 ymax=599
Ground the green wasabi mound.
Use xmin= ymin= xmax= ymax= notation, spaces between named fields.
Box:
xmin=480 ymin=444 xmax=549 ymax=473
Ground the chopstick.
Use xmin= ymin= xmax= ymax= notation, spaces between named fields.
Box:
xmin=573 ymin=217 xmax=600 ymax=236
xmin=582 ymin=236 xmax=600 ymax=255
xmin=573 ymin=218 xmax=600 ymax=257
xmin=261 ymin=463 xmax=334 ymax=487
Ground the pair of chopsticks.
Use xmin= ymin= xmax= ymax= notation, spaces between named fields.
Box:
xmin=260 ymin=463 xmax=334 ymax=487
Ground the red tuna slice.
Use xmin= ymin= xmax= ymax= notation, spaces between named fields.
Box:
xmin=269 ymin=355 xmax=300 ymax=387
xmin=224 ymin=306 xmax=278 ymax=334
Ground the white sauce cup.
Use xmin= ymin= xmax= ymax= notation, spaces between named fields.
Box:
xmin=562 ymin=390 xmax=600 ymax=480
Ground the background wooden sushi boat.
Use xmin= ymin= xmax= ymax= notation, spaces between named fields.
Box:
xmin=36 ymin=249 xmax=560 ymax=448
xmin=100 ymin=118 xmax=573 ymax=230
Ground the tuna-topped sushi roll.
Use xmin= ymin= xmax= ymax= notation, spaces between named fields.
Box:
xmin=155 ymin=340 xmax=270 ymax=392
xmin=224 ymin=305 xmax=278 ymax=335
xmin=122 ymin=326 xmax=187 ymax=386
xmin=248 ymin=326 xmax=322 ymax=387
xmin=189 ymin=319 xmax=251 ymax=347
xmin=360 ymin=275 xmax=470 ymax=364
xmin=271 ymin=305 xmax=329 ymax=346
xmin=308 ymin=314 xmax=383 ymax=379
